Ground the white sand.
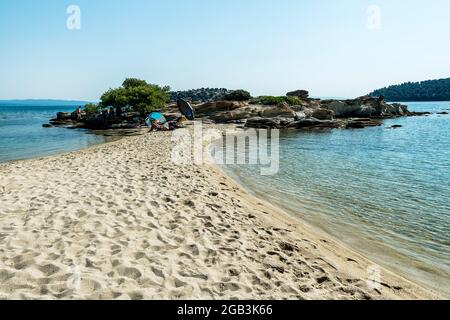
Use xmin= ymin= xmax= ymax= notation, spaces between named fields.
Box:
xmin=0 ymin=125 xmax=439 ymax=300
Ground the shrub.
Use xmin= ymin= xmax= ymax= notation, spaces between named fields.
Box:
xmin=251 ymin=96 xmax=302 ymax=106
xmin=84 ymin=103 xmax=101 ymax=116
xmin=222 ymin=89 xmax=252 ymax=101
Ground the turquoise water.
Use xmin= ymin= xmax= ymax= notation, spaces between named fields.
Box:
xmin=0 ymin=105 xmax=117 ymax=163
xmin=221 ymin=102 xmax=450 ymax=296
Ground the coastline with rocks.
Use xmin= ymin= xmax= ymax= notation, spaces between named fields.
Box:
xmin=46 ymin=90 xmax=432 ymax=132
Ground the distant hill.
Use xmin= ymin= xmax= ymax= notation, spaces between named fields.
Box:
xmin=370 ymin=78 xmax=450 ymax=102
xmin=170 ymin=88 xmax=229 ymax=103
xmin=0 ymin=99 xmax=90 ymax=107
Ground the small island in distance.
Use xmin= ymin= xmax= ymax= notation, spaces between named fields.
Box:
xmin=370 ymin=77 xmax=450 ymax=102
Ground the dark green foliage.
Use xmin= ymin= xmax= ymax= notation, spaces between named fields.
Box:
xmin=370 ymin=78 xmax=450 ymax=101
xmin=251 ymin=96 xmax=302 ymax=106
xmin=100 ymin=78 xmax=170 ymax=115
xmin=170 ymin=88 xmax=229 ymax=103
xmin=222 ymin=90 xmax=252 ymax=101
xmin=100 ymin=88 xmax=128 ymax=109
xmin=84 ymin=103 xmax=101 ymax=116
xmin=122 ymin=78 xmax=149 ymax=89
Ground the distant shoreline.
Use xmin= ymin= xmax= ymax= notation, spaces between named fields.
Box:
xmin=369 ymin=77 xmax=450 ymax=102
xmin=0 ymin=100 xmax=91 ymax=107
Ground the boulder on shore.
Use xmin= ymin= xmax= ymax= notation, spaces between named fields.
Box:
xmin=321 ymin=96 xmax=410 ymax=118
xmin=286 ymin=90 xmax=309 ymax=99
xmin=288 ymin=118 xmax=339 ymax=129
xmin=209 ymin=103 xmax=297 ymax=123
xmin=346 ymin=118 xmax=382 ymax=129
xmin=259 ymin=102 xmax=296 ymax=118
xmin=245 ymin=117 xmax=294 ymax=129
xmin=209 ymin=107 xmax=259 ymax=123
xmin=57 ymin=112 xmax=73 ymax=121
xmin=321 ymin=101 xmax=360 ymax=118
xmin=312 ymin=108 xmax=334 ymax=120
xmin=195 ymin=101 xmax=247 ymax=115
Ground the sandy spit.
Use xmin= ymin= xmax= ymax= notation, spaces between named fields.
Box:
xmin=0 ymin=124 xmax=439 ymax=300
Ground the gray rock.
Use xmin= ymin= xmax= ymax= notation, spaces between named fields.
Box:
xmin=354 ymin=104 xmax=378 ymax=117
xmin=259 ymin=103 xmax=296 ymax=118
xmin=294 ymin=111 xmax=307 ymax=121
xmin=195 ymin=101 xmax=247 ymax=115
xmin=312 ymin=108 xmax=334 ymax=120
xmin=323 ymin=101 xmax=361 ymax=117
xmin=346 ymin=119 xmax=382 ymax=129
xmin=322 ymin=96 xmax=409 ymax=118
xmin=245 ymin=117 xmax=294 ymax=129
xmin=56 ymin=112 xmax=72 ymax=121
xmin=390 ymin=103 xmax=408 ymax=116
xmin=245 ymin=117 xmax=281 ymax=129
xmin=210 ymin=107 xmax=259 ymax=123
xmin=346 ymin=122 xmax=365 ymax=129
xmin=286 ymin=90 xmax=309 ymax=99
xmin=288 ymin=118 xmax=339 ymax=129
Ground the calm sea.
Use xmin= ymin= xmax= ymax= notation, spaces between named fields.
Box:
xmin=220 ymin=102 xmax=450 ymax=296
xmin=0 ymin=105 xmax=118 ymax=163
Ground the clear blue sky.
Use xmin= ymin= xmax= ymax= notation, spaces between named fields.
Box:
xmin=1 ymin=0 xmax=449 ymax=100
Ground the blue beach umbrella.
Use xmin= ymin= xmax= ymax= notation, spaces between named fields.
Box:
xmin=145 ymin=112 xmax=167 ymax=127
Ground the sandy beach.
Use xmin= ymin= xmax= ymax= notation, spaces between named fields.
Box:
xmin=0 ymin=124 xmax=439 ymax=300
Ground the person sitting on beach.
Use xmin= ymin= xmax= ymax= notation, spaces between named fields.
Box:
xmin=148 ymin=116 xmax=188 ymax=132
xmin=149 ymin=120 xmax=173 ymax=132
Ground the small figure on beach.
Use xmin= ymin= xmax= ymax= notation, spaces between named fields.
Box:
xmin=149 ymin=119 xmax=173 ymax=132
xmin=146 ymin=111 xmax=188 ymax=132
xmin=76 ymin=107 xmax=82 ymax=121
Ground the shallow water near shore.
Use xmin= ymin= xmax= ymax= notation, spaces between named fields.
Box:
xmin=0 ymin=105 xmax=120 ymax=163
xmin=220 ymin=102 xmax=450 ymax=296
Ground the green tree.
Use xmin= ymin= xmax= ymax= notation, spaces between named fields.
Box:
xmin=100 ymin=87 xmax=128 ymax=109
xmin=122 ymin=78 xmax=149 ymax=89
xmin=127 ymin=84 xmax=170 ymax=115
xmin=100 ymin=78 xmax=170 ymax=116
